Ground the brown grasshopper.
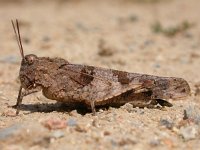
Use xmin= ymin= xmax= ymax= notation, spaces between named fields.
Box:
xmin=11 ymin=20 xmax=190 ymax=115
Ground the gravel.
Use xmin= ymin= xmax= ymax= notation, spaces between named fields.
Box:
xmin=179 ymin=125 xmax=199 ymax=141
xmin=0 ymin=124 xmax=23 ymax=140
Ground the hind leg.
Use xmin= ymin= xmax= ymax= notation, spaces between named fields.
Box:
xmin=129 ymin=99 xmax=173 ymax=108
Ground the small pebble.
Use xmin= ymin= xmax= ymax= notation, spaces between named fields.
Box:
xmin=43 ymin=118 xmax=66 ymax=130
xmin=67 ymin=118 xmax=77 ymax=127
xmin=75 ymin=125 xmax=88 ymax=133
xmin=0 ymin=124 xmax=23 ymax=140
xmin=184 ymin=105 xmax=200 ymax=124
xmin=179 ymin=125 xmax=198 ymax=141
xmin=99 ymin=109 xmax=104 ymax=113
xmin=121 ymin=103 xmax=134 ymax=113
xmin=159 ymin=119 xmax=174 ymax=129
xmin=69 ymin=110 xmax=79 ymax=117
xmin=149 ymin=138 xmax=160 ymax=147
xmin=51 ymin=130 xmax=65 ymax=139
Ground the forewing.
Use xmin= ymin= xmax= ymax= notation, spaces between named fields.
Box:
xmin=59 ymin=64 xmax=146 ymax=103
xmin=58 ymin=62 xmax=190 ymax=103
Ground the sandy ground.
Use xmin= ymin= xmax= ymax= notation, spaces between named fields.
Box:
xmin=0 ymin=0 xmax=200 ymax=149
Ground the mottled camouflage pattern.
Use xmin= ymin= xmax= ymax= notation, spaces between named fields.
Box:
xmin=16 ymin=54 xmax=190 ymax=114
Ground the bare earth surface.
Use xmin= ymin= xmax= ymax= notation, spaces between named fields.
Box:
xmin=0 ymin=0 xmax=200 ymax=149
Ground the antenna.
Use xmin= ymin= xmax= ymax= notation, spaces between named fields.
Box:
xmin=11 ymin=19 xmax=25 ymax=60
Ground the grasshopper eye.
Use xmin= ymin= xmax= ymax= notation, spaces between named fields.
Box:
xmin=25 ymin=54 xmax=37 ymax=65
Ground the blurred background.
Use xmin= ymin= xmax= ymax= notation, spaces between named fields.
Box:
xmin=0 ymin=0 xmax=200 ymax=149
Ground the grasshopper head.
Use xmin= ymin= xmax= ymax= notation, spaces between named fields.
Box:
xmin=12 ymin=19 xmax=39 ymax=89
xmin=19 ymin=54 xmax=39 ymax=89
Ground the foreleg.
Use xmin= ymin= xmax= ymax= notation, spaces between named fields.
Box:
xmin=14 ymin=86 xmax=41 ymax=115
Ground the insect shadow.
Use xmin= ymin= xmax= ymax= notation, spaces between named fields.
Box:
xmin=12 ymin=103 xmax=123 ymax=115
xmin=12 ymin=98 xmax=172 ymax=115
xmin=12 ymin=102 xmax=90 ymax=115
